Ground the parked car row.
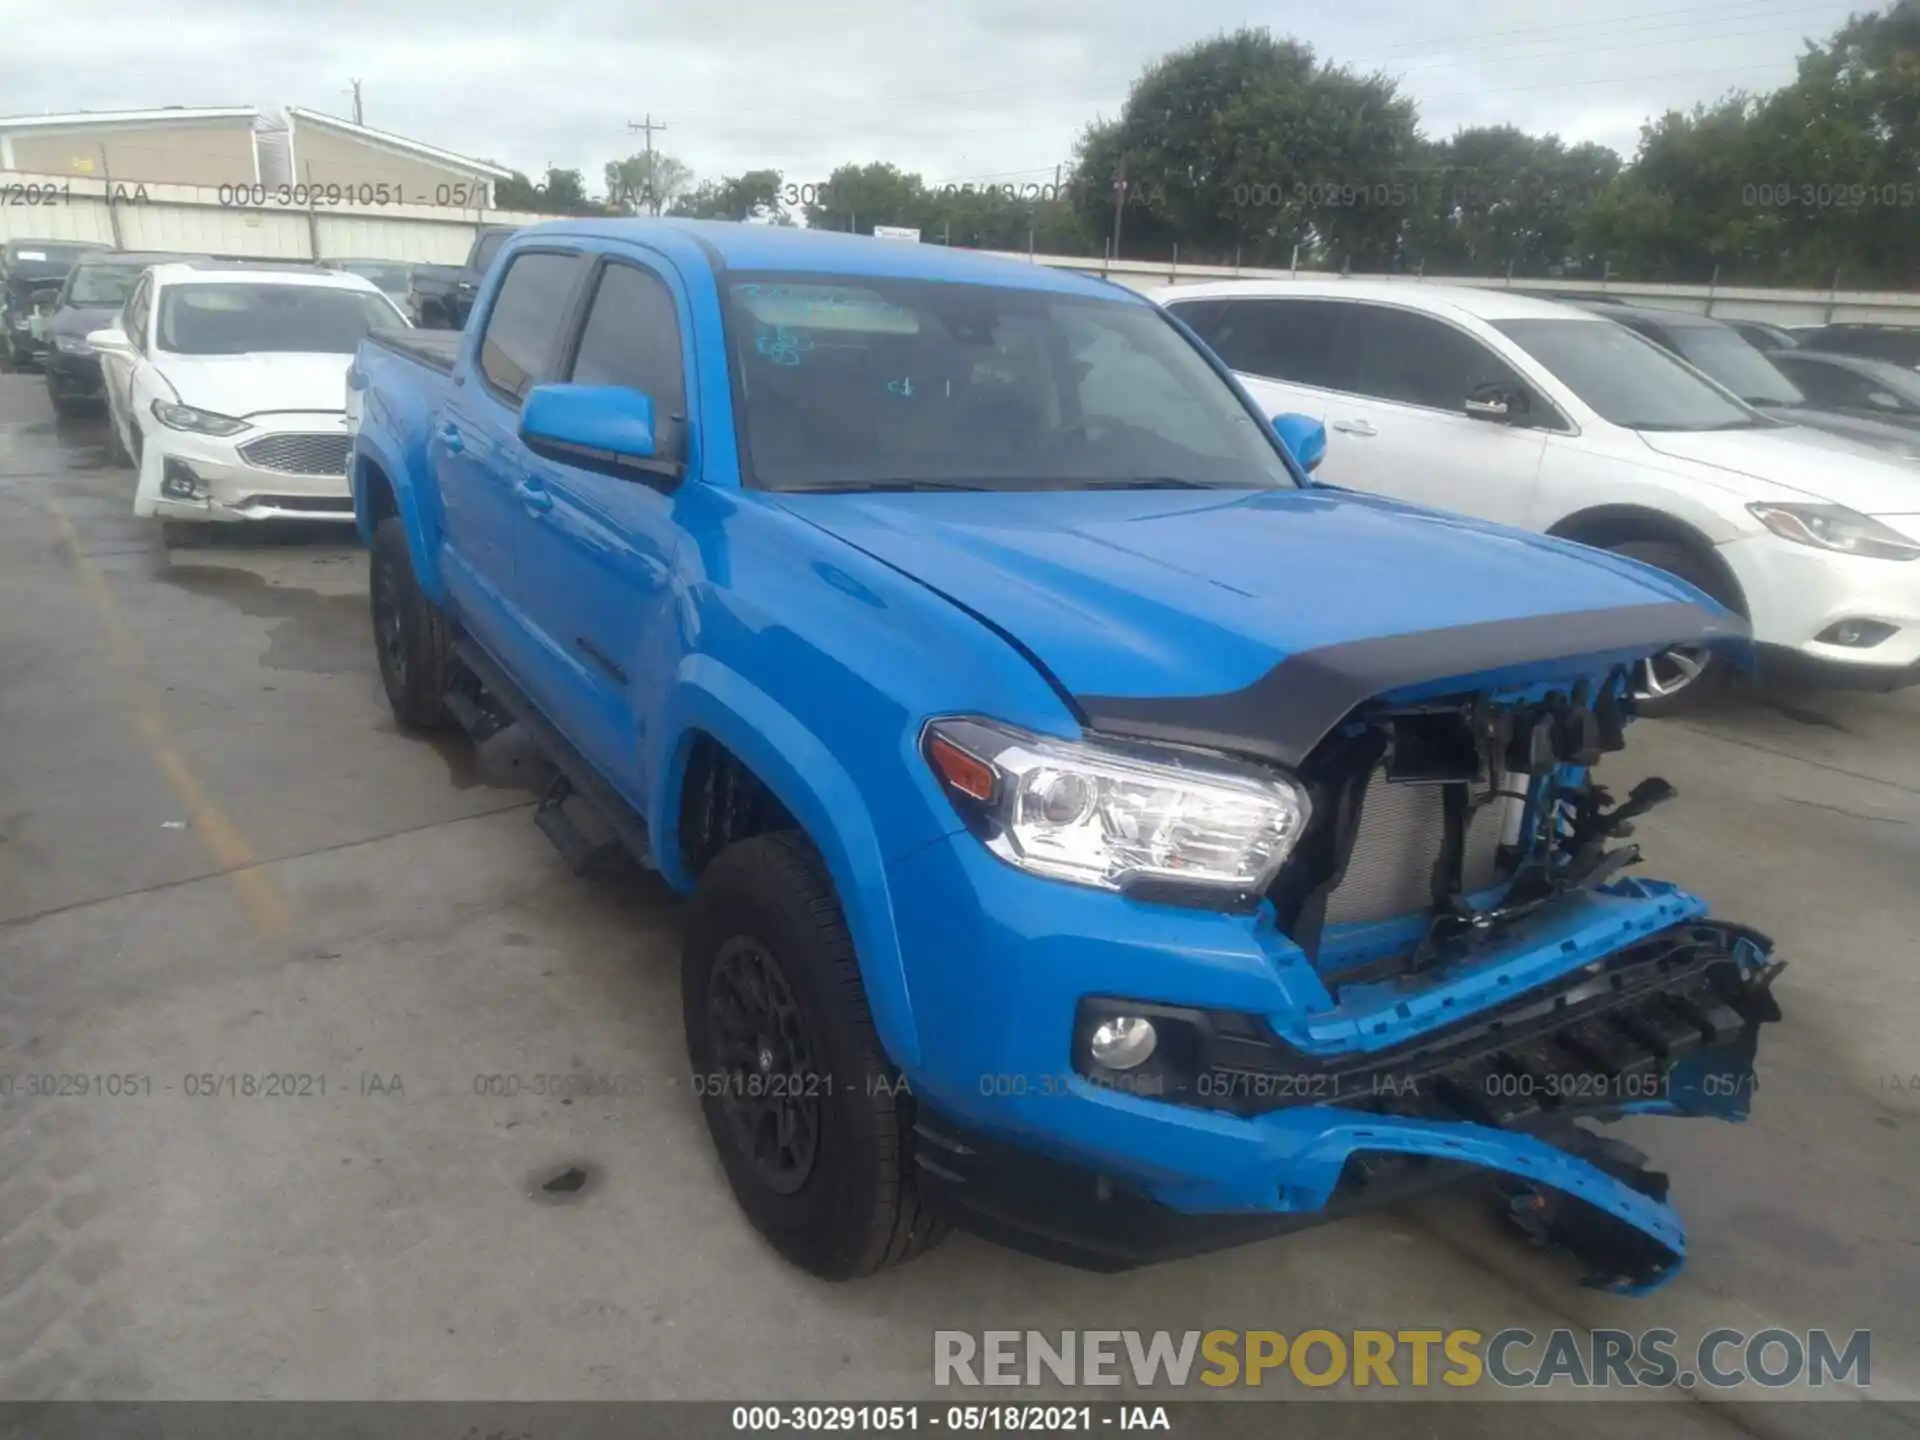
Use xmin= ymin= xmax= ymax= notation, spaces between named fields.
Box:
xmin=59 ymin=259 xmax=413 ymax=528
xmin=1152 ymin=279 xmax=1920 ymax=710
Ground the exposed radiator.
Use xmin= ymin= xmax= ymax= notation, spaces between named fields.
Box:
xmin=1323 ymin=767 xmax=1509 ymax=927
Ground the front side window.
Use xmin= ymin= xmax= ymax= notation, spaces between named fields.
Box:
xmin=477 ymin=253 xmax=584 ymax=401
xmin=155 ymin=283 xmax=405 ymax=356
xmin=724 ymin=274 xmax=1295 ymax=492
xmin=1494 ymin=318 xmax=1763 ymax=432
xmin=569 ymin=263 xmax=686 ymax=416
xmin=1343 ymin=304 xmax=1527 ymax=411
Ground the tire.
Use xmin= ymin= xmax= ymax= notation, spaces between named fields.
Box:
xmin=105 ymin=414 xmax=132 ymax=468
xmin=49 ymin=388 xmax=85 ymax=420
xmin=369 ymin=516 xmax=453 ymax=731
xmin=1609 ymin=539 xmax=1736 ymax=717
xmin=160 ymin=522 xmax=213 ymax=549
xmin=683 ymin=832 xmax=948 ymax=1280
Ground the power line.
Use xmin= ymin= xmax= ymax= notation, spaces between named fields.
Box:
xmin=626 ymin=113 xmax=668 ymax=214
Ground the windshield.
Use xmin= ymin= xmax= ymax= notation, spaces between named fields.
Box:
xmin=156 ymin=284 xmax=405 ymax=355
xmin=65 ymin=265 xmax=147 ymax=307
xmin=6 ymin=243 xmax=98 ymax=268
xmin=1494 ymin=318 xmax=1764 ymax=431
xmin=725 ymin=274 xmax=1294 ymax=492
xmin=338 ymin=262 xmax=412 ymax=294
xmin=1666 ymin=325 xmax=1806 ymax=407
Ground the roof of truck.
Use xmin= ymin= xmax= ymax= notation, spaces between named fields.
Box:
xmin=524 ymin=217 xmax=1137 ymax=300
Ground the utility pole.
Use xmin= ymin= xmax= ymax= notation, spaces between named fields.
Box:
xmin=348 ymin=79 xmax=363 ymax=126
xmin=1110 ymin=153 xmax=1129 ymax=261
xmin=626 ymin=114 xmax=668 ymax=214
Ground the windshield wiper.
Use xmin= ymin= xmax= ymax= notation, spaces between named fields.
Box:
xmin=798 ymin=479 xmax=994 ymax=493
xmin=1077 ymin=477 xmax=1232 ymax=490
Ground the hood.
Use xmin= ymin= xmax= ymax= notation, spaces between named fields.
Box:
xmin=777 ymin=486 xmax=1748 ymax=767
xmin=1755 ymin=405 xmax=1920 ymax=462
xmin=154 ymin=351 xmax=352 ymax=418
xmin=1636 ymin=423 xmax=1920 ymax=515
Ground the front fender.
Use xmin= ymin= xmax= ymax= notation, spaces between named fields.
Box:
xmin=655 ymin=655 xmax=924 ymax=1071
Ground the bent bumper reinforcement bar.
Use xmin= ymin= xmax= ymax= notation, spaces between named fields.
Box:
xmin=916 ymin=921 xmax=1781 ymax=1291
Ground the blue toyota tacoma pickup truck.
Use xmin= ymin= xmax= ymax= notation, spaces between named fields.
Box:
xmin=349 ymin=220 xmax=1782 ymax=1291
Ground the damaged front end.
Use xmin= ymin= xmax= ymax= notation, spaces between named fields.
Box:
xmin=1059 ymin=661 xmax=1783 ymax=1292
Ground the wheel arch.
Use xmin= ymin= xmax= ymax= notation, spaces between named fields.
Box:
xmin=654 ymin=658 xmax=923 ymax=1071
xmin=351 ymin=438 xmax=445 ymax=606
xmin=1547 ymin=504 xmax=1750 ymax=617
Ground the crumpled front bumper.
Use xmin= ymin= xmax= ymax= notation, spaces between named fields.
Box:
xmin=894 ymin=818 xmax=1781 ymax=1291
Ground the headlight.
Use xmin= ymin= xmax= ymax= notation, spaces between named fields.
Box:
xmin=150 ymin=401 xmax=249 ymax=437
xmin=53 ymin=334 xmax=93 ymax=355
xmin=1747 ymin=502 xmax=1920 ymax=562
xmin=921 ymin=718 xmax=1310 ymax=898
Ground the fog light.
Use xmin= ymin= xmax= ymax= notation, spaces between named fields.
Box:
xmin=1816 ymin=619 xmax=1896 ymax=648
xmin=1088 ymin=1015 xmax=1157 ymax=1070
xmin=160 ymin=458 xmax=204 ymax=501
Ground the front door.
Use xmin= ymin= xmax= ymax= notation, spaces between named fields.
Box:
xmin=510 ymin=252 xmax=691 ymax=804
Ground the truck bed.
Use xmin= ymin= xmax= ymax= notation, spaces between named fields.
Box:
xmin=366 ymin=327 xmax=462 ymax=375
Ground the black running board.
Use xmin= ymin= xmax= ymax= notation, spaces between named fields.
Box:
xmin=449 ymin=637 xmax=655 ymax=872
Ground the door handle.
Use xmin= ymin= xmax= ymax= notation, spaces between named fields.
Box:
xmin=1330 ymin=419 xmax=1377 ymax=437
xmin=516 ymin=477 xmax=553 ymax=515
xmin=438 ymin=423 xmax=465 ymax=454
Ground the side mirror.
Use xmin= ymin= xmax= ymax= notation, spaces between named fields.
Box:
xmin=1270 ymin=412 xmax=1327 ymax=474
xmin=1466 ymin=382 xmax=1528 ymax=424
xmin=86 ymin=325 xmax=132 ymax=357
xmin=520 ymin=383 xmax=683 ymax=484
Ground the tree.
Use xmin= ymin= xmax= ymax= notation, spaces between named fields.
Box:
xmin=803 ymin=162 xmax=930 ymax=233
xmin=669 ymin=169 xmax=789 ymax=223
xmin=494 ymin=170 xmax=542 ymax=212
xmin=1403 ymin=128 xmax=1621 ymax=277
xmin=492 ymin=166 xmax=603 ymax=216
xmin=1068 ymin=29 xmax=1422 ymax=266
xmin=606 ymin=152 xmax=694 ymax=215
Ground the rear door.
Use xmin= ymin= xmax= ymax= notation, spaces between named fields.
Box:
xmin=1168 ymin=295 xmax=1351 ymax=430
xmin=434 ymin=248 xmax=588 ymax=668
xmin=510 ymin=251 xmax=692 ymax=801
xmin=1186 ymin=297 xmax=1553 ymax=525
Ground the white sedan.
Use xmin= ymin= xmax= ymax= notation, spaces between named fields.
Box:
xmin=90 ymin=262 xmax=409 ymax=526
xmin=1153 ymin=279 xmax=1920 ymax=710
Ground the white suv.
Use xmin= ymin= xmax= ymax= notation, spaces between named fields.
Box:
xmin=90 ymin=261 xmax=409 ymax=529
xmin=1153 ymin=279 xmax=1920 ymax=711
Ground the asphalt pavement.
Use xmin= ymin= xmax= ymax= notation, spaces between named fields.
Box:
xmin=0 ymin=377 xmax=1915 ymax=1436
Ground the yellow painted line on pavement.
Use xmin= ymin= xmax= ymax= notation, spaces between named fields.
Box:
xmin=42 ymin=495 xmax=293 ymax=936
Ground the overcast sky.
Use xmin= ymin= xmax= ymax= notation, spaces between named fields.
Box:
xmin=0 ymin=0 xmax=1873 ymax=192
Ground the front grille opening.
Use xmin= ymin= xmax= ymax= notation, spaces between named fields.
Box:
xmin=1265 ymin=697 xmax=1564 ymax=968
xmin=237 ymin=432 xmax=352 ymax=476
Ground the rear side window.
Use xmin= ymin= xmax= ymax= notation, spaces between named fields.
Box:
xmin=473 ymin=231 xmax=513 ymax=274
xmin=477 ymin=253 xmax=583 ymax=402
xmin=1203 ymin=298 xmax=1356 ymax=391
xmin=568 ymin=262 xmax=686 ymax=420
